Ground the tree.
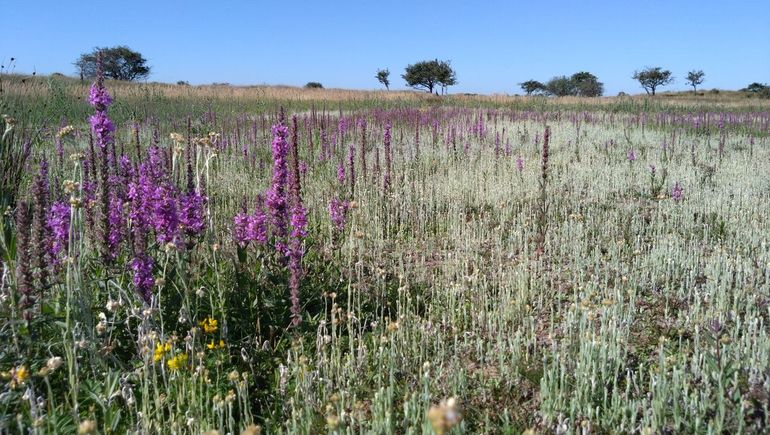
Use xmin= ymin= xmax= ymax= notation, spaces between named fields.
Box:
xmin=402 ymin=59 xmax=457 ymax=94
xmin=305 ymin=82 xmax=324 ymax=89
xmin=742 ymin=82 xmax=770 ymax=99
xmin=520 ymin=80 xmax=546 ymax=96
xmin=436 ymin=60 xmax=457 ymax=95
xmin=75 ymin=46 xmax=150 ymax=81
xmin=632 ymin=67 xmax=673 ymax=95
xmin=376 ymin=68 xmax=390 ymax=90
xmin=742 ymin=82 xmax=768 ymax=93
xmin=570 ymin=71 xmax=603 ymax=97
xmin=685 ymin=70 xmax=705 ymax=93
xmin=545 ymin=76 xmax=575 ymax=97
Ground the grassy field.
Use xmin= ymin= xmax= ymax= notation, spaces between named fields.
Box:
xmin=1 ymin=74 xmax=770 ymax=434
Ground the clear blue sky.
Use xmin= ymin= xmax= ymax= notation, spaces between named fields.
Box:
xmin=5 ymin=0 xmax=769 ymax=95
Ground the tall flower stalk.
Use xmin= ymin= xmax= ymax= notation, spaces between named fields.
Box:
xmin=266 ymin=110 xmax=290 ymax=255
xmin=536 ymin=126 xmax=550 ymax=256
xmin=383 ymin=121 xmax=392 ymax=192
xmin=288 ymin=114 xmax=307 ymax=326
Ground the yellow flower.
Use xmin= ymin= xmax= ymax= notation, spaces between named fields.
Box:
xmin=154 ymin=342 xmax=172 ymax=362
xmin=207 ymin=339 xmax=226 ymax=350
xmin=199 ymin=317 xmax=218 ymax=334
xmin=11 ymin=366 xmax=28 ymax=387
xmin=167 ymin=353 xmax=189 ymax=371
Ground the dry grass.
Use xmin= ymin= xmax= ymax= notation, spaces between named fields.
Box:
xmin=3 ymin=73 xmax=769 ymax=111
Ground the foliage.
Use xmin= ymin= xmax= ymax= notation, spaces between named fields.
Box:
xmin=519 ymin=80 xmax=546 ymax=96
xmin=569 ymin=71 xmax=604 ymax=97
xmin=632 ymin=67 xmax=674 ymax=95
xmin=304 ymin=82 xmax=324 ymax=89
xmin=74 ymin=46 xmax=151 ymax=81
xmin=545 ymin=75 xmax=574 ymax=97
xmin=376 ymin=68 xmax=390 ymax=90
xmin=402 ymin=59 xmax=457 ymax=94
xmin=685 ymin=70 xmax=705 ymax=92
xmin=1 ymin=71 xmax=770 ymax=433
xmin=742 ymin=82 xmax=770 ymax=99
xmin=540 ymin=72 xmax=603 ymax=97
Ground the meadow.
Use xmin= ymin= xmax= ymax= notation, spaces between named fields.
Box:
xmin=1 ymin=73 xmax=770 ymax=434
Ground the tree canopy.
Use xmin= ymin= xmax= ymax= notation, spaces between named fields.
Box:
xmin=570 ymin=72 xmax=604 ymax=97
xmin=74 ymin=46 xmax=150 ymax=82
xmin=520 ymin=80 xmax=546 ymax=96
xmin=376 ymin=69 xmax=390 ymax=90
xmin=632 ymin=67 xmax=673 ymax=96
xmin=537 ymin=72 xmax=603 ymax=97
xmin=402 ymin=59 xmax=457 ymax=94
xmin=685 ymin=70 xmax=705 ymax=93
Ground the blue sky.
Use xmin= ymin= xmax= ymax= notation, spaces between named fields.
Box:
xmin=4 ymin=0 xmax=769 ymax=95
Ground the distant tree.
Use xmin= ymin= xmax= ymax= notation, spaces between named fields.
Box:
xmin=436 ymin=60 xmax=457 ymax=95
xmin=176 ymin=80 xmax=190 ymax=86
xmin=305 ymin=82 xmax=324 ymax=89
xmin=570 ymin=71 xmax=604 ymax=97
xmin=742 ymin=82 xmax=769 ymax=93
xmin=402 ymin=59 xmax=457 ymax=94
xmin=685 ymin=70 xmax=705 ymax=93
xmin=545 ymin=76 xmax=575 ymax=97
xmin=376 ymin=68 xmax=390 ymax=90
xmin=520 ymin=80 xmax=546 ymax=96
xmin=75 ymin=46 xmax=150 ymax=81
xmin=742 ymin=82 xmax=770 ymax=99
xmin=632 ymin=67 xmax=673 ymax=95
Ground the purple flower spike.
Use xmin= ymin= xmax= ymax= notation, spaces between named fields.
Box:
xmin=627 ymin=149 xmax=637 ymax=162
xmin=671 ymin=182 xmax=684 ymax=201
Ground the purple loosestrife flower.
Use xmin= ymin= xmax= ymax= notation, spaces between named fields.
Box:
xmin=89 ymin=112 xmax=115 ymax=149
xmin=131 ymin=254 xmax=154 ymax=302
xmin=247 ymin=196 xmax=268 ymax=245
xmin=337 ymin=163 xmax=346 ymax=185
xmin=649 ymin=164 xmax=657 ymax=176
xmin=328 ymin=198 xmax=349 ymax=232
xmin=88 ymin=60 xmax=115 ymax=151
xmin=516 ymin=156 xmax=525 ymax=173
xmin=108 ymin=193 xmax=124 ymax=255
xmin=627 ymin=149 xmax=637 ymax=162
xmin=152 ymin=186 xmax=179 ymax=245
xmin=88 ymin=81 xmax=113 ymax=110
xmin=179 ymin=190 xmax=207 ymax=239
xmin=233 ymin=212 xmax=250 ymax=247
xmin=290 ymin=202 xmax=308 ymax=239
xmin=127 ymin=165 xmax=154 ymax=233
xmin=266 ymin=120 xmax=290 ymax=255
xmin=47 ymin=201 xmax=70 ymax=266
xmin=671 ymin=182 xmax=684 ymax=201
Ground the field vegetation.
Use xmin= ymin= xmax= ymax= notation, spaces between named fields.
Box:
xmin=1 ymin=72 xmax=770 ymax=434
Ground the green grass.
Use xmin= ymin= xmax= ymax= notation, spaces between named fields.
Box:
xmin=1 ymin=74 xmax=769 ymax=433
